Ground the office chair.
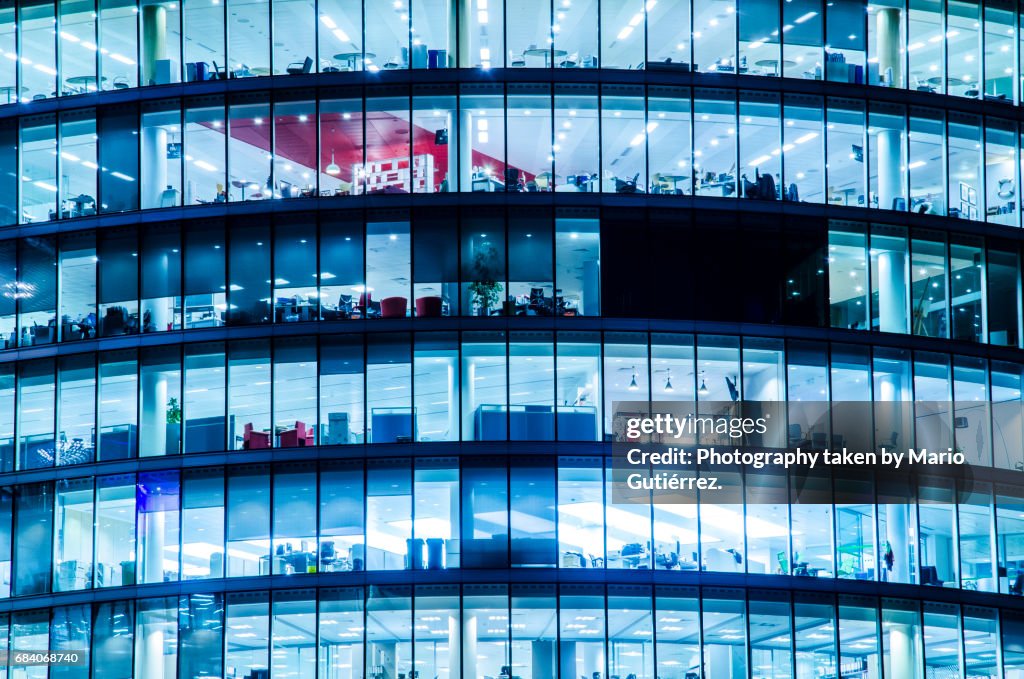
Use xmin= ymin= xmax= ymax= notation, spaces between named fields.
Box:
xmin=742 ymin=173 xmax=758 ymax=198
xmin=287 ymin=56 xmax=314 ymax=75
xmin=920 ymin=565 xmax=943 ymax=586
xmin=725 ymin=375 xmax=739 ymax=402
xmin=615 ymin=173 xmax=640 ymax=193
xmin=1010 ymin=573 xmax=1024 ymax=595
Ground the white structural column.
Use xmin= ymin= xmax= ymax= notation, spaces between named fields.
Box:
xmin=462 ymin=613 xmax=478 ymax=679
xmin=449 ymin=0 xmax=461 ymax=67
xmin=583 ymin=260 xmax=600 ymax=316
xmin=875 ymin=7 xmax=904 ymax=212
xmin=885 ymin=503 xmax=911 ymax=583
xmin=876 ymin=127 xmax=903 ymax=211
xmin=141 ymin=125 xmax=167 ymax=209
xmin=447 ymin=111 xmax=459 ymax=190
xmin=455 ymin=0 xmax=470 ymax=67
xmin=150 ymin=259 xmax=172 ymax=332
xmin=446 ymin=362 xmax=458 ymax=443
xmin=141 ymin=623 xmax=165 ymax=679
xmin=876 ymin=8 xmax=902 ymax=87
xmin=878 ymin=367 xmax=912 ymax=583
xmin=532 ymin=641 xmax=554 ymax=679
xmin=460 ymin=111 xmax=474 ymax=190
xmin=887 ymin=622 xmax=916 ymax=677
xmin=877 ymin=249 xmax=907 ymax=333
xmin=448 ymin=614 xmax=462 ymax=679
xmin=143 ymin=510 xmax=165 ymax=583
xmin=140 ymin=369 xmax=168 ymax=457
xmin=141 ymin=4 xmax=167 ymax=87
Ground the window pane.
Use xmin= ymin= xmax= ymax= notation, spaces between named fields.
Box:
xmin=367 ymin=334 xmax=411 ymax=442
xmin=182 ymin=467 xmax=224 ymax=580
xmin=137 ymin=470 xmax=180 ymax=584
xmin=140 ymin=101 xmax=183 ymax=210
xmin=227 ymin=220 xmax=271 ymax=324
xmin=320 ymin=335 xmax=365 ymax=444
xmin=97 ymin=351 xmax=138 ymax=461
xmin=558 ymin=460 xmax=604 ymax=567
xmin=229 ymin=340 xmax=271 ymax=450
xmin=184 ymin=97 xmax=226 ymax=205
xmin=183 ymin=220 xmax=225 ymax=329
xmin=273 ymin=215 xmax=319 ymax=321
xmin=54 ymin=478 xmax=93 ymax=592
xmin=366 ymin=459 xmax=411 ymax=569
xmin=702 ymin=590 xmax=747 ymax=677
xmin=183 ymin=342 xmax=226 ymax=454
xmin=274 ymin=337 xmax=318 ymax=444
xmin=57 ymin=354 xmax=95 ymax=466
xmin=59 ymin=110 xmax=98 ymax=219
xmin=554 ymin=84 xmax=599 ymax=191
xmin=601 ymin=85 xmax=646 ymax=193
xmin=320 ymin=460 xmax=364 ymax=571
xmin=98 ymin=228 xmax=140 ymax=336
xmin=96 ymin=474 xmax=136 ymax=588
xmin=179 ymin=593 xmax=223 ymax=679
xmin=838 ymin=596 xmax=880 ymax=677
xmin=272 ymin=590 xmax=317 ymax=679
xmin=18 ymin=360 xmax=55 ymax=470
xmin=826 ymin=99 xmax=866 ymax=207
xmin=272 ymin=463 xmax=317 ymax=574
xmin=134 ymin=598 xmax=177 ymax=679
xmin=319 ymin=588 xmax=364 ymax=678
xmin=139 ymin=346 xmax=181 ymax=457
xmin=414 ymin=331 xmax=458 ymax=442
xmin=92 ymin=600 xmax=135 ymax=679
xmin=140 ymin=222 xmax=182 ymax=332
xmin=694 ymin=90 xmax=736 ymax=198
xmin=226 ymin=465 xmax=270 ymax=577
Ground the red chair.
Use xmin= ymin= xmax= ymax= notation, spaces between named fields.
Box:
xmin=415 ymin=296 xmax=443 ymax=317
xmin=380 ymin=296 xmax=408 ymax=318
xmin=280 ymin=421 xmax=315 ymax=447
xmin=355 ymin=292 xmax=372 ymax=317
xmin=243 ymin=423 xmax=271 ymax=450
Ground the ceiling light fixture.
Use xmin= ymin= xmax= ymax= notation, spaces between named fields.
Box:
xmin=326 ymin=150 xmax=340 ymax=175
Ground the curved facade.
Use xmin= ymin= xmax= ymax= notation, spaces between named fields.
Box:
xmin=1 ymin=0 xmax=1024 ymax=677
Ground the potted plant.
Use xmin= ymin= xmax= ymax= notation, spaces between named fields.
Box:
xmin=468 ymin=242 xmax=503 ymax=316
xmin=166 ymin=397 xmax=182 ymax=453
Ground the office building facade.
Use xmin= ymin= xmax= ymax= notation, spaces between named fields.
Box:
xmin=0 ymin=0 xmax=1021 ymax=677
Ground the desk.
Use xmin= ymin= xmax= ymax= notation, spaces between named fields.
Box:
xmin=754 ymin=58 xmax=795 ymax=76
xmin=472 ymin=175 xmax=505 ymax=192
xmin=274 ymin=551 xmax=316 ymax=574
xmin=475 ymin=404 xmax=598 ymax=440
xmin=696 ymin=179 xmax=734 ymax=197
xmin=61 ymin=321 xmax=96 ymax=341
xmin=833 ymin=186 xmax=858 ymax=206
xmin=0 ymin=86 xmax=25 ymax=103
xmin=656 ymin=173 xmax=689 ymax=193
xmin=928 ymin=76 xmax=964 ymax=88
xmin=66 ymin=75 xmax=107 ymax=93
xmin=334 ymin=52 xmax=376 ymax=71
xmin=522 ymin=47 xmax=567 ymax=67
xmin=231 ymin=178 xmax=260 ymax=200
xmin=275 ymin=302 xmax=318 ymax=323
xmin=557 ymin=175 xmax=598 ymax=192
xmin=66 ymin=194 xmax=96 ymax=218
